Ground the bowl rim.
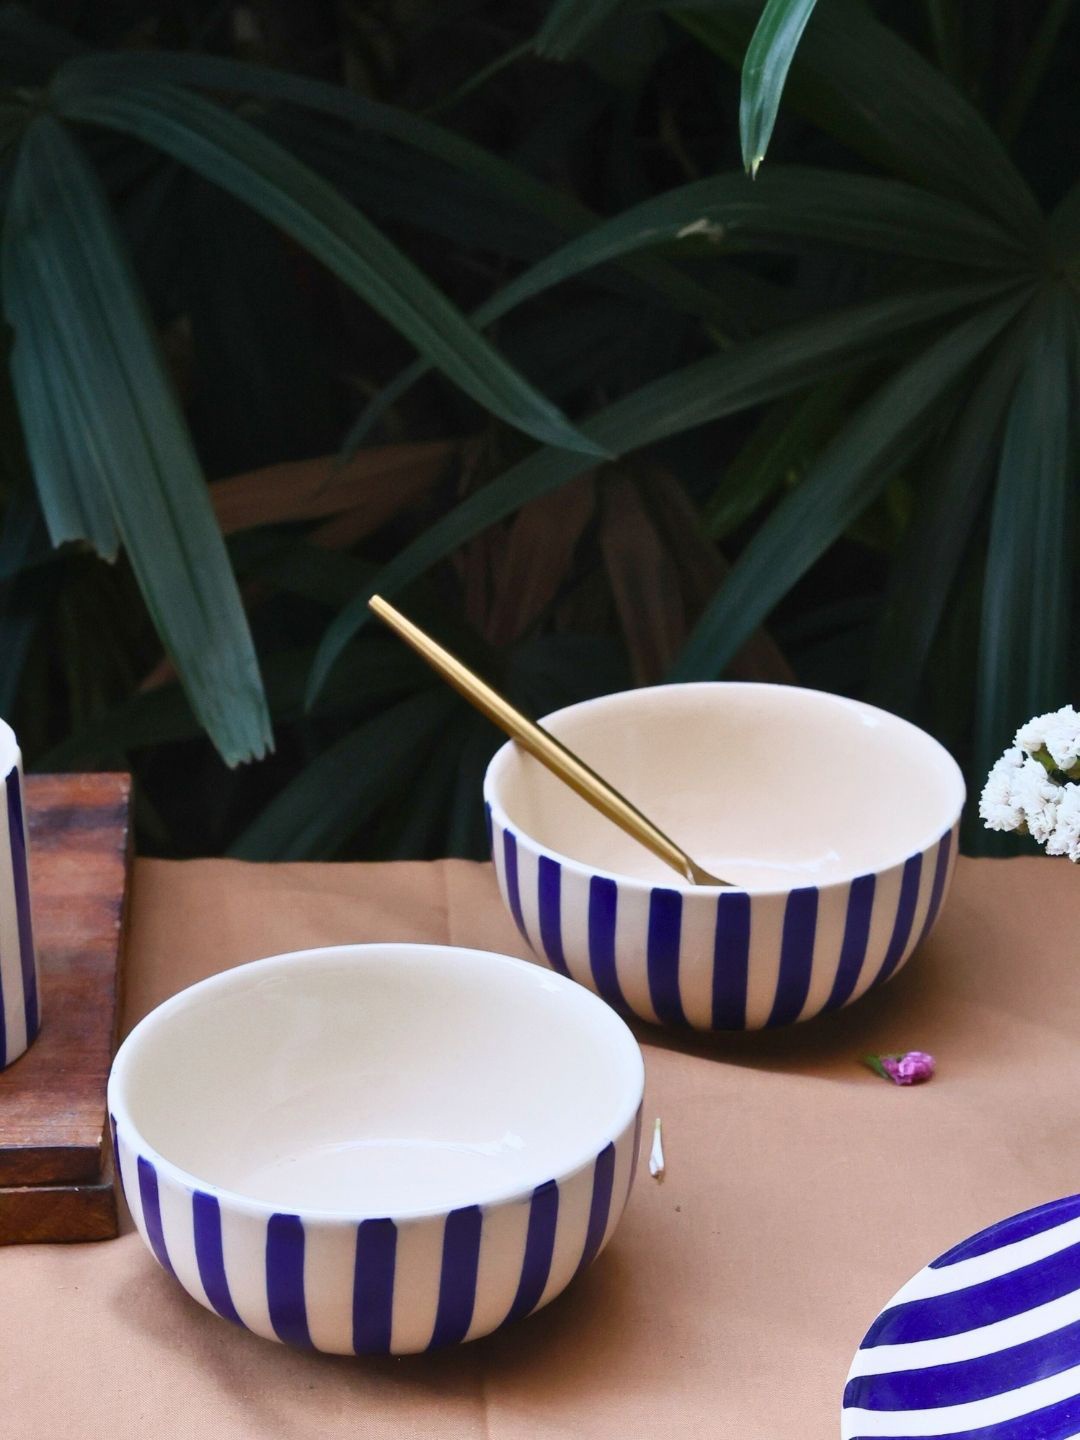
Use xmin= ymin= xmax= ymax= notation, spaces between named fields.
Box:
xmin=109 ymin=942 xmax=645 ymax=1224
xmin=483 ymin=681 xmax=966 ymax=898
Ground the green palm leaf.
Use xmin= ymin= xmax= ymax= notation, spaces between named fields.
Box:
xmin=668 ymin=291 xmax=1029 ymax=681
xmin=740 ymin=0 xmax=819 ymax=176
xmin=1 ymin=115 xmax=270 ymax=764
xmin=54 ymin=52 xmax=734 ymax=333
xmin=308 ymin=280 xmax=1016 ymax=702
xmin=535 ymin=0 xmax=628 ymax=58
xmin=349 ymin=165 xmax=1021 ymax=445
xmin=229 ymin=687 xmax=457 ymax=861
xmin=678 ymin=0 xmax=1043 ymax=240
xmin=51 ymin=75 xmax=607 ymax=459
xmin=974 ymin=287 xmax=1079 ymax=787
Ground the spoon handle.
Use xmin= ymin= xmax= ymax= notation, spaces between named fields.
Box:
xmin=368 ymin=596 xmax=724 ymax=888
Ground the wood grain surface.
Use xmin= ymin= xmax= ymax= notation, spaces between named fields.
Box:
xmin=0 ymin=773 xmax=131 ymax=1242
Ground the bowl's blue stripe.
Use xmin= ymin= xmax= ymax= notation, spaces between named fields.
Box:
xmin=587 ymin=877 xmax=624 ymax=1008
xmin=845 ymin=1315 xmax=1080 ymax=1411
xmin=712 ymin=891 xmax=751 ymax=1029
xmin=429 ymin=1205 xmax=483 ymax=1348
xmin=916 ymin=830 xmax=953 ymax=950
xmin=647 ymin=888 xmax=686 ymax=1026
xmin=873 ymin=853 xmax=923 ymax=986
xmin=824 ymin=874 xmax=876 ymax=1012
xmin=537 ymin=857 xmax=570 ymax=976
xmin=109 ymin=1115 xmax=125 ymax=1205
xmin=932 ymin=1196 xmax=1080 ymax=1270
xmin=852 ymin=1393 xmax=1080 ymax=1440
xmin=574 ymin=1143 xmax=616 ymax=1279
xmin=484 ymin=800 xmax=493 ymax=851
xmin=864 ymin=1239 xmax=1080 ymax=1347
xmin=506 ymin=1180 xmax=560 ymax=1324
xmin=502 ymin=831 xmax=527 ymax=937
xmin=845 ymin=1390 xmax=1080 ymax=1440
xmin=766 ymin=887 xmax=820 ymax=1028
xmin=266 ymin=1213 xmax=311 ymax=1347
xmin=136 ymin=1156 xmax=174 ymax=1277
xmin=5 ymin=766 xmax=37 ymax=1043
xmin=627 ymin=1106 xmax=643 ymax=1208
xmin=352 ymin=1218 xmax=397 ymax=1354
xmin=193 ymin=1190 xmax=244 ymax=1325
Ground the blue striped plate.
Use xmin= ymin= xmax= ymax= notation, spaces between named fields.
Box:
xmin=842 ymin=1195 xmax=1080 ymax=1439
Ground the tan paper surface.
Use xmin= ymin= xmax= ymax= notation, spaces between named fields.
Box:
xmin=2 ymin=854 xmax=1076 ymax=1438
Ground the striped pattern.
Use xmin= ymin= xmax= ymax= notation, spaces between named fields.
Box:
xmin=0 ymin=758 xmax=40 ymax=1070
xmin=113 ymin=1103 xmax=641 ymax=1355
xmin=487 ymin=802 xmax=959 ymax=1031
xmin=842 ymin=1194 xmax=1080 ymax=1439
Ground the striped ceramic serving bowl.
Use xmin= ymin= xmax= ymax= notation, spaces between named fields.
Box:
xmin=109 ymin=944 xmax=644 ymax=1354
xmin=484 ymin=682 xmax=964 ymax=1031
xmin=842 ymin=1194 xmax=1080 ymax=1439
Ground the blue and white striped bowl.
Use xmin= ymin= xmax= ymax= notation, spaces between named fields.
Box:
xmin=842 ymin=1195 xmax=1080 ymax=1439
xmin=0 ymin=718 xmax=39 ymax=1070
xmin=109 ymin=944 xmax=644 ymax=1354
xmin=484 ymin=683 xmax=964 ymax=1031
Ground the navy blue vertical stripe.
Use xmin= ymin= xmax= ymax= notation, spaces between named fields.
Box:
xmin=266 ymin=1213 xmax=311 ymax=1347
xmin=916 ymin=829 xmax=953 ymax=947
xmin=765 ymin=887 xmax=820 ymax=1027
xmin=537 ymin=857 xmax=570 ymax=976
xmin=6 ymin=767 xmax=37 ymax=1043
xmin=823 ymin=874 xmax=877 ymax=1012
xmin=352 ymin=1218 xmax=397 ymax=1354
xmin=484 ymin=801 xmax=493 ymax=852
xmin=587 ymin=876 xmax=624 ymax=1008
xmin=502 ymin=830 xmax=527 ymax=937
xmin=874 ymin=853 xmax=923 ymax=985
xmin=136 ymin=1156 xmax=174 ymax=1276
xmin=848 ymin=1393 xmax=1080 ymax=1440
xmin=711 ymin=891 xmax=751 ymax=1029
xmin=647 ymin=887 xmax=686 ymax=1026
xmin=627 ymin=1107 xmax=643 ymax=1208
xmin=574 ymin=1143 xmax=616 ymax=1279
xmin=429 ymin=1205 xmax=483 ymax=1348
xmin=193 ymin=1190 xmax=244 ymax=1325
xmin=109 ymin=1114 xmax=125 ymax=1205
xmin=505 ymin=1181 xmax=560 ymax=1324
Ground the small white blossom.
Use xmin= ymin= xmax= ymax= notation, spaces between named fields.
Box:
xmin=979 ymin=747 xmax=1026 ymax=831
xmin=1011 ymin=758 xmax=1062 ymax=844
xmin=1015 ymin=705 xmax=1080 ymax=772
xmin=1046 ymin=784 xmax=1080 ymax=863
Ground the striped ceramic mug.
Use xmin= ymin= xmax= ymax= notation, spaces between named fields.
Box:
xmin=0 ymin=718 xmax=38 ymax=1068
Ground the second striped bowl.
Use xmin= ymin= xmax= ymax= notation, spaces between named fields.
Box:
xmin=109 ymin=944 xmax=644 ymax=1354
xmin=484 ymin=682 xmax=965 ymax=1030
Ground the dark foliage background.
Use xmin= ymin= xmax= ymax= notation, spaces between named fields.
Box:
xmin=0 ymin=0 xmax=1076 ymax=861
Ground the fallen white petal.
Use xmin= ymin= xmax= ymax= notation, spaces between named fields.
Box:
xmin=648 ymin=1117 xmax=665 ymax=1181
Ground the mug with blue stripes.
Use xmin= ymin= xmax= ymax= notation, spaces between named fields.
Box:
xmin=0 ymin=718 xmax=39 ymax=1069
xmin=484 ymin=683 xmax=966 ymax=1031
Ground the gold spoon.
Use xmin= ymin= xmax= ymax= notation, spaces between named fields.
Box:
xmin=369 ymin=595 xmax=733 ymax=888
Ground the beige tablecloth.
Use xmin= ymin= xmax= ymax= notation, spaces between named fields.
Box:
xmin=2 ymin=854 xmax=1077 ymax=1438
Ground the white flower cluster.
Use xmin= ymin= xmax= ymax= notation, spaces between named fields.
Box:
xmin=980 ymin=706 xmax=1080 ymax=862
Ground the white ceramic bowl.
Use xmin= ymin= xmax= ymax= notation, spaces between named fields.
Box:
xmin=484 ymin=682 xmax=965 ymax=1030
xmin=109 ymin=944 xmax=644 ymax=1354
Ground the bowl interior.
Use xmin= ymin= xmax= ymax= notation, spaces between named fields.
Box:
xmin=114 ymin=946 xmax=642 ymax=1217
xmin=488 ymin=684 xmax=964 ymax=890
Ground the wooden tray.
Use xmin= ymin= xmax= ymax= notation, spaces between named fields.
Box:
xmin=0 ymin=773 xmax=132 ymax=1243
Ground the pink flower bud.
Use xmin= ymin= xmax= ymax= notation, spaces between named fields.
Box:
xmin=863 ymin=1051 xmax=936 ymax=1085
